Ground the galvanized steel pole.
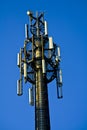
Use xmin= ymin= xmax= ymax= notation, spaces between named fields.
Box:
xmin=35 ymin=38 xmax=50 ymax=129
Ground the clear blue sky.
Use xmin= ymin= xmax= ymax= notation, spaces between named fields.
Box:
xmin=0 ymin=0 xmax=87 ymax=130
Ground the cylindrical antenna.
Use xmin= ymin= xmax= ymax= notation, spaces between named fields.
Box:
xmin=57 ymin=83 xmax=63 ymax=99
xmin=44 ymin=21 xmax=48 ymax=35
xmin=57 ymin=46 xmax=61 ymax=57
xmin=17 ymin=53 xmax=20 ymax=67
xmin=24 ymin=43 xmax=27 ymax=83
xmin=19 ymin=48 xmax=23 ymax=94
xmin=48 ymin=37 xmax=53 ymax=58
xmin=55 ymin=46 xmax=61 ymax=62
xmin=58 ymin=69 xmax=62 ymax=85
xmin=17 ymin=80 xmax=23 ymax=96
xmin=24 ymin=63 xmax=27 ymax=80
xmin=29 ymin=87 xmax=34 ymax=106
xmin=25 ymin=24 xmax=29 ymax=39
xmin=49 ymin=37 xmax=53 ymax=49
xmin=56 ymin=68 xmax=63 ymax=98
xmin=42 ymin=59 xmax=46 ymax=74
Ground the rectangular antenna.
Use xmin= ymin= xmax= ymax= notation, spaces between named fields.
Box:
xmin=57 ymin=84 xmax=63 ymax=99
xmin=24 ymin=63 xmax=27 ymax=80
xmin=49 ymin=37 xmax=53 ymax=49
xmin=42 ymin=59 xmax=46 ymax=74
xmin=17 ymin=53 xmax=20 ymax=67
xmin=57 ymin=46 xmax=61 ymax=57
xmin=24 ymin=43 xmax=27 ymax=82
xmin=48 ymin=37 xmax=53 ymax=58
xmin=56 ymin=69 xmax=63 ymax=99
xmin=29 ymin=87 xmax=34 ymax=106
xmin=44 ymin=21 xmax=48 ymax=35
xmin=17 ymin=80 xmax=23 ymax=96
xmin=58 ymin=69 xmax=63 ymax=85
xmin=25 ymin=24 xmax=29 ymax=39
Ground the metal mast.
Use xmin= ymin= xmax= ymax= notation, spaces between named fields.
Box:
xmin=17 ymin=11 xmax=63 ymax=130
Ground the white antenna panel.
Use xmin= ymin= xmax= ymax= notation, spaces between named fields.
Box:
xmin=49 ymin=37 xmax=53 ymax=49
xmin=44 ymin=21 xmax=48 ymax=35
xmin=25 ymin=24 xmax=29 ymax=39
xmin=29 ymin=88 xmax=34 ymax=106
xmin=24 ymin=63 xmax=27 ymax=78
xmin=57 ymin=46 xmax=60 ymax=57
xmin=17 ymin=53 xmax=20 ymax=67
xmin=42 ymin=59 xmax=46 ymax=73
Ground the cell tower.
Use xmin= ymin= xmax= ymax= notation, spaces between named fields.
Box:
xmin=17 ymin=11 xmax=63 ymax=130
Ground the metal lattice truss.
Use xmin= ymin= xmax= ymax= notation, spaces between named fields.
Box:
xmin=20 ymin=38 xmax=60 ymax=84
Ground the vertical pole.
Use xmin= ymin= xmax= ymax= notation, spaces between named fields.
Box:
xmin=35 ymin=68 xmax=50 ymax=130
xmin=35 ymin=38 xmax=50 ymax=130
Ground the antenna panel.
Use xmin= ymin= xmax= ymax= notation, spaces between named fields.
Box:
xmin=17 ymin=53 xmax=20 ymax=67
xmin=49 ymin=37 xmax=53 ymax=49
xmin=25 ymin=24 xmax=29 ymax=39
xmin=44 ymin=21 xmax=48 ymax=35
xmin=29 ymin=87 xmax=34 ymax=106
xmin=42 ymin=59 xmax=46 ymax=74
xmin=17 ymin=80 xmax=23 ymax=96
